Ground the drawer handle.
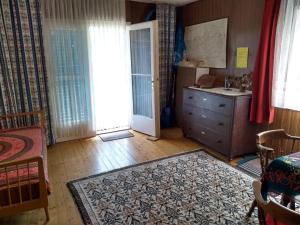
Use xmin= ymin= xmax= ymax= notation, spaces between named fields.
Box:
xmin=201 ymin=131 xmax=206 ymax=135
xmin=203 ymin=98 xmax=207 ymax=101
xmin=219 ymin=103 xmax=226 ymax=107
xmin=216 ymin=140 xmax=222 ymax=144
xmin=218 ymin=122 xmax=224 ymax=126
xmin=201 ymin=114 xmax=207 ymax=118
xmin=188 ymin=96 xmax=193 ymax=99
xmin=188 ymin=112 xmax=193 ymax=115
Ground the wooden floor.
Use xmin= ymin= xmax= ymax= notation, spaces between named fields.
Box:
xmin=0 ymin=128 xmax=218 ymax=225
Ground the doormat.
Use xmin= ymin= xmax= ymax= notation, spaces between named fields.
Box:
xmin=237 ymin=155 xmax=261 ymax=178
xmin=99 ymin=130 xmax=134 ymax=142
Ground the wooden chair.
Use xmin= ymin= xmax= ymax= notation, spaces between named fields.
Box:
xmin=256 ymin=129 xmax=300 ymax=175
xmin=247 ymin=129 xmax=300 ymax=217
xmin=253 ymin=180 xmax=300 ymax=225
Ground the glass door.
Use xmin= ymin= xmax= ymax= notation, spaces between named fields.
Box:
xmin=129 ymin=21 xmax=160 ymax=138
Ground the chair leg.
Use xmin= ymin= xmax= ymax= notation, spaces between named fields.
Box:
xmin=247 ymin=199 xmax=257 ymax=217
xmin=44 ymin=207 xmax=50 ymax=221
xmin=257 ymin=206 xmax=266 ymax=225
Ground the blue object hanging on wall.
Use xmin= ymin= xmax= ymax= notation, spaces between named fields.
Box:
xmin=145 ymin=7 xmax=156 ymax=21
xmin=174 ymin=19 xmax=186 ymax=66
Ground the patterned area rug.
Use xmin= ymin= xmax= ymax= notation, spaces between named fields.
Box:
xmin=68 ymin=150 xmax=258 ymax=225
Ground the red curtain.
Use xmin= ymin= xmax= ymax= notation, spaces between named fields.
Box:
xmin=250 ymin=0 xmax=281 ymax=124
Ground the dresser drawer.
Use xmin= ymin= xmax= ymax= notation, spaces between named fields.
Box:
xmin=183 ymin=105 xmax=231 ymax=136
xmin=183 ymin=88 xmax=234 ymax=116
xmin=183 ymin=88 xmax=203 ymax=107
xmin=190 ymin=124 xmax=229 ymax=156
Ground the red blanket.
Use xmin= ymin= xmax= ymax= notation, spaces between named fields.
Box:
xmin=0 ymin=128 xmax=49 ymax=191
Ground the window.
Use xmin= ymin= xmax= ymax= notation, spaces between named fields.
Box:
xmin=51 ymin=28 xmax=92 ymax=125
xmin=273 ymin=1 xmax=300 ymax=111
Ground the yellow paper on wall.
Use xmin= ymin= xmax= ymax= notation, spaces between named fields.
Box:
xmin=236 ymin=47 xmax=249 ymax=68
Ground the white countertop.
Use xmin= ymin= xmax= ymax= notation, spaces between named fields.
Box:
xmin=188 ymin=86 xmax=252 ymax=97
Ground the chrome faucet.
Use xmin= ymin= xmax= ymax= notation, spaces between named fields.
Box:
xmin=224 ymin=76 xmax=231 ymax=90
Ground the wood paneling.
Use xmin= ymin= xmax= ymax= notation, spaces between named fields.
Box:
xmin=270 ymin=108 xmax=300 ymax=150
xmin=180 ymin=0 xmax=265 ymax=76
xmin=126 ymin=1 xmax=155 ymax=24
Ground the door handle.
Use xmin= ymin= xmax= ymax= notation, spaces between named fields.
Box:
xmin=201 ymin=131 xmax=206 ymax=135
xmin=219 ymin=103 xmax=226 ymax=107
xmin=203 ymin=98 xmax=207 ymax=101
xmin=201 ymin=114 xmax=207 ymax=118
xmin=188 ymin=96 xmax=193 ymax=99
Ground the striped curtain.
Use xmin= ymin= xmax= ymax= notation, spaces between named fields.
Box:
xmin=0 ymin=0 xmax=53 ymax=144
xmin=156 ymin=4 xmax=176 ymax=110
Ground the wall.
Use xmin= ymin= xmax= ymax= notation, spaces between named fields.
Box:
xmin=180 ymin=0 xmax=300 ymax=136
xmin=270 ymin=108 xmax=300 ymax=146
xmin=180 ymin=0 xmax=265 ymax=76
xmin=127 ymin=0 xmax=300 ymax=135
xmin=126 ymin=1 xmax=154 ymax=24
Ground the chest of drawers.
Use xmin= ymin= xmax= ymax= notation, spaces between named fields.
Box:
xmin=182 ymin=87 xmax=259 ymax=159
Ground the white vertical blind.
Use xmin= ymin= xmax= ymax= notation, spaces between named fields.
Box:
xmin=273 ymin=0 xmax=300 ymax=111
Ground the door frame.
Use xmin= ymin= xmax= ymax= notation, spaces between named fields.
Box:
xmin=128 ymin=20 xmax=160 ymax=138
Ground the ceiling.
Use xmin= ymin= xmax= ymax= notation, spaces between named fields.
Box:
xmin=131 ymin=0 xmax=198 ymax=6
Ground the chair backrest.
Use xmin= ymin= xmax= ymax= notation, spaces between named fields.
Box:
xmin=257 ymin=129 xmax=296 ymax=156
xmin=257 ymin=129 xmax=289 ymax=145
xmin=253 ymin=180 xmax=300 ymax=225
xmin=256 ymin=129 xmax=299 ymax=174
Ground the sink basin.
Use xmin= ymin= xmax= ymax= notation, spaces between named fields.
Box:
xmin=214 ymin=87 xmax=241 ymax=92
xmin=188 ymin=86 xmax=252 ymax=96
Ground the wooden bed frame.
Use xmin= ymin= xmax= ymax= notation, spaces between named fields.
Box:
xmin=0 ymin=111 xmax=49 ymax=221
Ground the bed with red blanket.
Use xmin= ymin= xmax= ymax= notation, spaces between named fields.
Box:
xmin=0 ymin=112 xmax=49 ymax=221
